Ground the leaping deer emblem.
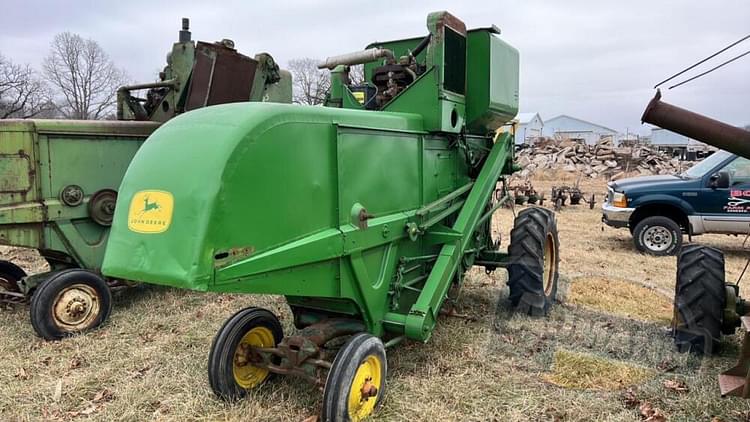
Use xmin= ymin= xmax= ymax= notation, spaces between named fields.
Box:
xmin=138 ymin=195 xmax=160 ymax=217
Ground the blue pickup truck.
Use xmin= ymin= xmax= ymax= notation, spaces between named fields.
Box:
xmin=602 ymin=150 xmax=750 ymax=255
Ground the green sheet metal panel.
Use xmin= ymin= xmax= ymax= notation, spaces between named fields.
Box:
xmin=336 ymin=127 xmax=420 ymax=225
xmin=42 ymin=135 xmax=143 ymax=200
xmin=0 ymin=119 xmax=158 ymax=266
xmin=102 ymin=102 xmax=425 ymax=293
xmin=466 ymin=29 xmax=519 ymax=133
xmin=0 ymin=120 xmax=37 ymax=206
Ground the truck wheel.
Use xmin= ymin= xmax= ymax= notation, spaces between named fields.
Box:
xmin=633 ymin=216 xmax=682 ymax=256
xmin=322 ymin=333 xmax=386 ymax=422
xmin=0 ymin=260 xmax=26 ymax=293
xmin=29 ymin=269 xmax=112 ymax=340
xmin=507 ymin=207 xmax=560 ymax=316
xmin=673 ymin=245 xmax=725 ymax=354
xmin=208 ymin=307 xmax=283 ymax=401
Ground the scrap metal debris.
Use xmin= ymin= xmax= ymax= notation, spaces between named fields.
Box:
xmin=516 ymin=138 xmax=695 ymax=180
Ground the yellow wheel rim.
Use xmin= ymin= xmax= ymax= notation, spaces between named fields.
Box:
xmin=347 ymin=355 xmax=383 ymax=422
xmin=52 ymin=283 xmax=101 ymax=330
xmin=543 ymin=233 xmax=556 ymax=295
xmin=232 ymin=326 xmax=274 ymax=390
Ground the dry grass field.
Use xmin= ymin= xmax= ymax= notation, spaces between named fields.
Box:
xmin=3 ymin=175 xmax=750 ymax=421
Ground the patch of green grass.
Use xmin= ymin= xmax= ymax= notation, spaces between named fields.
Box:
xmin=569 ymin=276 xmax=672 ymax=324
xmin=544 ymin=349 xmax=654 ymax=390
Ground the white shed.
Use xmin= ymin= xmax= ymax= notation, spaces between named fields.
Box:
xmin=650 ymin=127 xmax=713 ymax=159
xmin=542 ymin=115 xmax=618 ymax=145
xmin=514 ymin=112 xmax=544 ymax=145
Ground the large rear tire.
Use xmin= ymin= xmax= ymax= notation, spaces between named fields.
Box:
xmin=507 ymin=207 xmax=560 ymax=315
xmin=673 ymin=244 xmax=725 ymax=354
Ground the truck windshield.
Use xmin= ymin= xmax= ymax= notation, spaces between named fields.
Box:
xmin=682 ymin=150 xmax=732 ymax=178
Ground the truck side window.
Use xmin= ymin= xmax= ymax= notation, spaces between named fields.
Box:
xmin=722 ymin=156 xmax=750 ymax=185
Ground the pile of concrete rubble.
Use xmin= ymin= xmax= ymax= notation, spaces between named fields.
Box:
xmin=515 ymin=138 xmax=694 ymax=180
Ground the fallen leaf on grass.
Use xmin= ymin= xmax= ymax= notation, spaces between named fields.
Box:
xmin=67 ymin=405 xmax=99 ymax=418
xmin=656 ymin=359 xmax=677 ymax=373
xmin=69 ymin=355 xmax=86 ymax=369
xmin=93 ymin=388 xmax=114 ymax=403
xmin=15 ymin=367 xmax=29 ymax=380
xmin=663 ymin=379 xmax=688 ymax=393
xmin=301 ymin=416 xmax=319 ymax=422
xmin=639 ymin=402 xmax=667 ymax=421
xmin=621 ymin=387 xmax=640 ymax=408
xmin=80 ymin=405 xmax=98 ymax=415
xmin=129 ymin=366 xmax=151 ymax=379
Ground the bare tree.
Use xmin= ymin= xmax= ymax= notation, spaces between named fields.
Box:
xmin=43 ymin=32 xmax=127 ymax=119
xmin=288 ymin=58 xmax=330 ymax=105
xmin=349 ymin=64 xmax=365 ymax=86
xmin=0 ymin=54 xmax=54 ymax=119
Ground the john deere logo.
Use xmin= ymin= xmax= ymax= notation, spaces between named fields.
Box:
xmin=128 ymin=190 xmax=174 ymax=233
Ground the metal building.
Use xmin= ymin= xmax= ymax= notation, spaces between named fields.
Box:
xmin=542 ymin=114 xmax=618 ymax=145
xmin=650 ymin=127 xmax=713 ymax=159
xmin=513 ymin=112 xmax=544 ymax=145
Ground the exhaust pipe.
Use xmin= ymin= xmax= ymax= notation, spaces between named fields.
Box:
xmin=317 ymin=48 xmax=394 ymax=70
xmin=642 ymin=90 xmax=750 ymax=159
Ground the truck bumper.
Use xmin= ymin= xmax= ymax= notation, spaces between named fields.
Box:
xmin=601 ymin=204 xmax=634 ymax=229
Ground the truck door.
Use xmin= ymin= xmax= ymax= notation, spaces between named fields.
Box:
xmin=700 ymin=155 xmax=750 ymax=234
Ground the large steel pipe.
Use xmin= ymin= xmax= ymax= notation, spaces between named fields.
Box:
xmin=641 ymin=90 xmax=750 ymax=159
xmin=317 ymin=48 xmax=394 ymax=70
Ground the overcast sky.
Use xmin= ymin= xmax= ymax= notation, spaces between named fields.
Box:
xmin=0 ymin=0 xmax=747 ymax=134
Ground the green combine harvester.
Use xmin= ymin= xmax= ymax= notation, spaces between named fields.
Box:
xmin=0 ymin=18 xmax=291 ymax=340
xmin=102 ymin=11 xmax=559 ymax=420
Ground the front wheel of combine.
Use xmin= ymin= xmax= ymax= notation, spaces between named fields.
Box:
xmin=29 ymin=269 xmax=112 ymax=340
xmin=208 ymin=307 xmax=283 ymax=401
xmin=322 ymin=333 xmax=387 ymax=422
xmin=0 ymin=260 xmax=27 ymax=293
xmin=507 ymin=207 xmax=560 ymax=315
xmin=673 ymin=245 xmax=726 ymax=354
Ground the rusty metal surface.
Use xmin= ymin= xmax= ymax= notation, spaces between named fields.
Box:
xmin=433 ymin=11 xmax=467 ymax=36
xmin=0 ymin=290 xmax=25 ymax=305
xmin=185 ymin=42 xmax=258 ymax=111
xmin=241 ymin=318 xmax=365 ymax=386
xmin=642 ymin=90 xmax=750 ymax=159
xmin=88 ymin=189 xmax=118 ymax=226
xmin=719 ymin=316 xmax=750 ymax=398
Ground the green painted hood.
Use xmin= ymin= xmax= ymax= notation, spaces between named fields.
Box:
xmin=102 ymin=102 xmax=423 ymax=291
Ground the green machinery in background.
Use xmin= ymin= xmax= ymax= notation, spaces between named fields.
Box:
xmin=0 ymin=18 xmax=291 ymax=340
xmin=102 ymin=11 xmax=559 ymax=421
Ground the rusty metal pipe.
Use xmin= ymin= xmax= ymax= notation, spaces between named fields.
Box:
xmin=641 ymin=90 xmax=750 ymax=159
xmin=118 ymin=79 xmax=177 ymax=93
xmin=317 ymin=48 xmax=394 ymax=70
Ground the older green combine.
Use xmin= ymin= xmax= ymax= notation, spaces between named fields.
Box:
xmin=102 ymin=11 xmax=559 ymax=420
xmin=0 ymin=19 xmax=291 ymax=340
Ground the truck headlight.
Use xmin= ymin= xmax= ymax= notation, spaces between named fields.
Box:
xmin=612 ymin=192 xmax=628 ymax=208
